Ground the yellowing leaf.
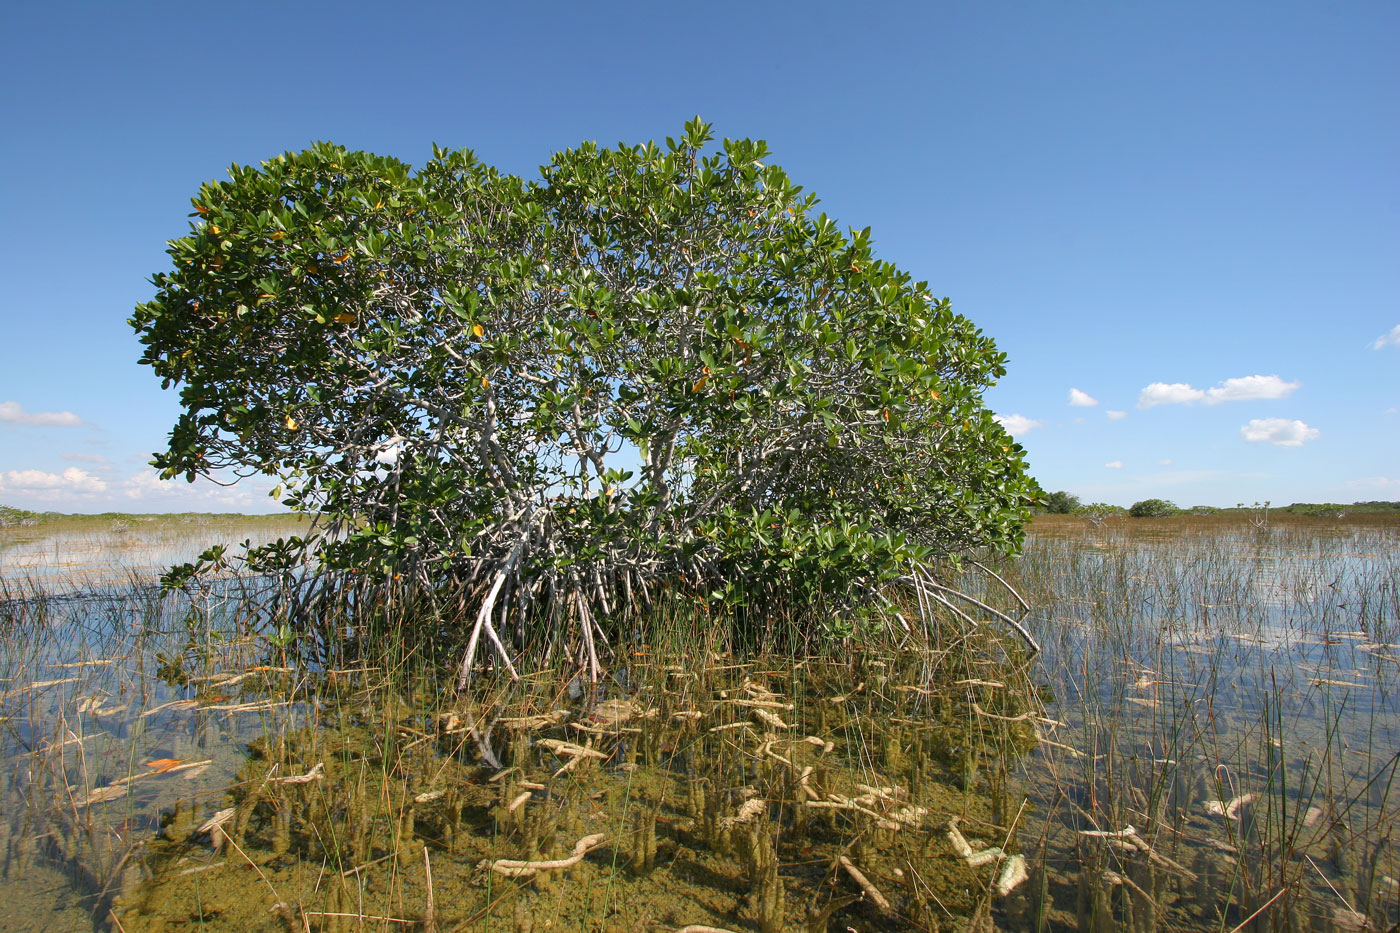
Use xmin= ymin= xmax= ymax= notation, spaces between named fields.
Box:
xmin=334 ymin=313 xmax=356 ymax=324
xmin=882 ymin=408 xmax=890 ymax=422
xmin=333 ymin=252 xmax=350 ymax=264
xmin=472 ymin=323 xmax=485 ymax=338
xmin=480 ymin=375 xmax=489 ymax=388
xmin=692 ymin=374 xmax=709 ymax=393
xmin=285 ymin=415 xmax=298 ymax=431
xmin=271 ymin=231 xmax=284 ymax=240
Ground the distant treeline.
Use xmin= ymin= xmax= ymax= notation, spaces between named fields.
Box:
xmin=1037 ymin=493 xmax=1400 ymax=518
xmin=0 ymin=505 xmax=298 ymax=528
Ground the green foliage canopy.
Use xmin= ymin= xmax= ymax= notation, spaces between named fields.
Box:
xmin=132 ymin=120 xmax=1036 ymax=677
xmin=1042 ymin=491 xmax=1079 ymax=514
xmin=1129 ymin=498 xmax=1179 ymax=518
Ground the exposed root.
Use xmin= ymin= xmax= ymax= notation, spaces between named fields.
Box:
xmin=837 ymin=855 xmax=894 ymax=917
xmin=482 ymin=832 xmax=608 ymax=878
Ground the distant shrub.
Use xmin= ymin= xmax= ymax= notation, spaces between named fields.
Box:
xmin=0 ymin=505 xmax=42 ymax=528
xmin=1129 ymin=498 xmax=1178 ymax=518
xmin=1042 ymin=491 xmax=1080 ymax=514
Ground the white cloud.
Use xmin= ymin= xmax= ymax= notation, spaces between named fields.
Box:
xmin=1106 ymin=410 xmax=1127 ymax=421
xmin=1158 ymin=459 xmax=1173 ymax=466
xmin=1068 ymin=388 xmax=1098 ymax=407
xmin=1138 ymin=382 xmax=1206 ymax=408
xmin=1205 ymin=375 xmax=1300 ymax=403
xmin=1105 ymin=460 xmax=1124 ymax=469
xmin=994 ymin=413 xmax=1042 ymax=436
xmin=1137 ymin=375 xmax=1300 ymax=409
xmin=0 ymin=467 xmax=107 ymax=495
xmin=1344 ymin=476 xmax=1396 ymax=490
xmin=1240 ymin=418 xmax=1319 ymax=447
xmin=0 ymin=400 xmax=83 ymax=427
xmin=61 ymin=452 xmax=108 ymax=465
xmin=119 ymin=469 xmax=279 ymax=510
xmin=1373 ymin=324 xmax=1400 ymax=350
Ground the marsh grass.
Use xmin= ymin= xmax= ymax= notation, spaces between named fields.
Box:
xmin=1 ymin=513 xmax=1396 ymax=931
xmin=996 ymin=514 xmax=1400 ymax=932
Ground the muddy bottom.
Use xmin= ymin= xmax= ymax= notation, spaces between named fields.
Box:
xmin=108 ymin=655 xmax=1036 ymax=932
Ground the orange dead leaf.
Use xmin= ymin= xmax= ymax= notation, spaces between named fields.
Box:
xmin=145 ymin=758 xmax=188 ymax=773
xmin=333 ymin=252 xmax=350 ymax=264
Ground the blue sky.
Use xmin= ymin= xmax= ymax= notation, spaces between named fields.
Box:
xmin=1 ymin=1 xmax=1395 ymax=512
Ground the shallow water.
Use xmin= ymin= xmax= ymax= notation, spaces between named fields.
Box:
xmin=0 ymin=517 xmax=306 ymax=593
xmin=1 ymin=517 xmax=1397 ymax=931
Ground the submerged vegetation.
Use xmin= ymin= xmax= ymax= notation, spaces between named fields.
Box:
xmin=2 ymin=512 xmax=1397 ymax=930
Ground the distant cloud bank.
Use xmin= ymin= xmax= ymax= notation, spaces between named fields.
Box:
xmin=1374 ymin=324 xmax=1400 ymax=350
xmin=0 ymin=401 xmax=82 ymax=427
xmin=0 ymin=467 xmax=107 ymax=496
xmin=1137 ymin=375 xmax=1300 ymax=409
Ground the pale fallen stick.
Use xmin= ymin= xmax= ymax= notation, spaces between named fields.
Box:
xmin=708 ymin=721 xmax=753 ymax=733
xmin=805 ymin=798 xmax=901 ymax=831
xmin=1 ymin=677 xmax=80 ymax=700
xmin=720 ymin=798 xmax=767 ymax=829
xmin=838 ymin=855 xmax=894 ymax=916
xmin=500 ymin=711 xmax=568 ymax=730
xmin=198 ymin=807 xmax=236 ymax=852
xmin=995 ymin=855 xmax=1029 ymax=896
xmin=74 ymin=758 xmax=215 ymax=806
xmin=269 ymin=762 xmax=324 ymax=785
xmin=536 ymin=739 xmax=608 ymax=760
xmin=724 ymin=698 xmax=795 ymax=711
xmin=139 ymin=699 xmax=200 ymax=718
xmin=972 ymin=703 xmax=1035 ymax=722
xmin=302 ymin=912 xmax=414 ymax=925
xmin=945 ymin=818 xmax=1006 ymax=867
xmin=1204 ymin=794 xmax=1256 ymax=820
xmin=483 ymin=832 xmax=608 ymax=878
xmin=750 ymin=708 xmax=790 ymax=729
